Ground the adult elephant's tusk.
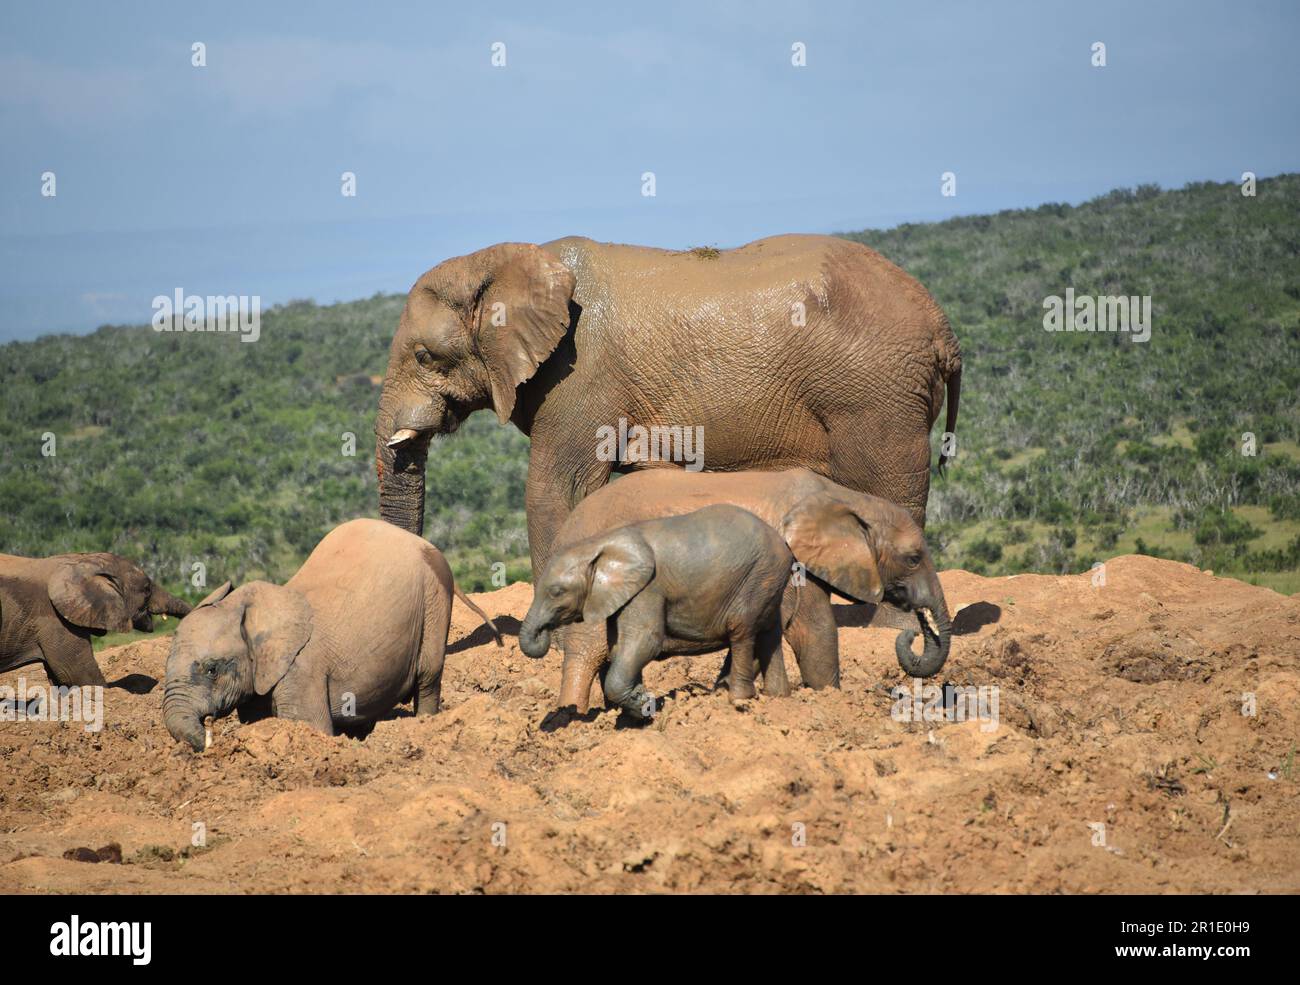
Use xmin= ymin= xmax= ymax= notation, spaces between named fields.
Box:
xmin=386 ymin=428 xmax=421 ymax=448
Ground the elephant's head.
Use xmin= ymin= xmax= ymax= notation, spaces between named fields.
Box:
xmin=162 ymin=581 xmax=312 ymax=751
xmin=375 ymin=243 xmax=577 ymax=534
xmin=518 ymin=530 xmax=655 ymax=659
xmin=48 ymin=553 xmax=192 ymax=635
xmin=780 ymin=487 xmax=952 ymax=678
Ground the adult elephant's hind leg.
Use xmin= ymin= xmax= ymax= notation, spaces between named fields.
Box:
xmin=827 ymin=420 xmax=932 ymax=528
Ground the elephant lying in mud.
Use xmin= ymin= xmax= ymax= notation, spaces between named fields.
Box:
xmin=0 ymin=551 xmax=191 ymax=686
xmin=375 ymin=235 xmax=962 ymax=580
xmin=162 ymin=519 xmax=499 ymax=750
xmin=530 ymin=468 xmax=952 ymax=712
xmin=520 ymin=504 xmax=795 ymax=718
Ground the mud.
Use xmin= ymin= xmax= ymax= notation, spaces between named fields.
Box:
xmin=2 ymin=555 xmax=1297 ymax=894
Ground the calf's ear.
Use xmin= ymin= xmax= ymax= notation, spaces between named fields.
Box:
xmin=582 ymin=532 xmax=656 ymax=624
xmin=238 ymin=583 xmax=314 ymax=695
xmin=780 ymin=493 xmax=884 ymax=604
xmin=47 ymin=555 xmax=133 ymax=633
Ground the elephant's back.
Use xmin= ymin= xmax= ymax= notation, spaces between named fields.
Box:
xmin=555 ymin=468 xmax=809 ymax=549
xmin=290 ymin=518 xmax=441 ymax=604
xmin=548 ymin=234 xmax=838 ymax=308
xmin=545 ymin=233 xmax=933 ymax=314
xmin=547 ymin=234 xmax=953 ymax=397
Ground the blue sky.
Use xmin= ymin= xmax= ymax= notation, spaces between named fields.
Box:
xmin=1 ymin=0 xmax=1297 ymax=342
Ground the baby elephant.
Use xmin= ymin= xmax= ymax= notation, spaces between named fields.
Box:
xmin=520 ymin=504 xmax=794 ymax=717
xmin=162 ymin=519 xmax=499 ymax=750
xmin=0 ymin=551 xmax=191 ymax=686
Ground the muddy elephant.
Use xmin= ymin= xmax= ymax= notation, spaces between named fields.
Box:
xmin=536 ymin=468 xmax=952 ymax=712
xmin=162 ymin=519 xmax=499 ymax=750
xmin=0 ymin=552 xmax=191 ymax=686
xmin=375 ymin=235 xmax=962 ymax=579
xmin=520 ymin=505 xmax=793 ymax=717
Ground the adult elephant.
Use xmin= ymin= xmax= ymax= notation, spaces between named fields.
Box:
xmin=375 ymin=235 xmax=961 ymax=578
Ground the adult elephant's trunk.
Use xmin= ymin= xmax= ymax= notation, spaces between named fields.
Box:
xmin=149 ymin=585 xmax=192 ymax=618
xmin=162 ymin=684 xmax=206 ymax=752
xmin=375 ymin=395 xmax=429 ymax=535
xmin=893 ymin=575 xmax=952 ymax=678
xmin=518 ymin=618 xmax=551 ymax=659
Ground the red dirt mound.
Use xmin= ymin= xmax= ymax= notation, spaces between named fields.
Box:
xmin=2 ymin=555 xmax=1297 ymax=893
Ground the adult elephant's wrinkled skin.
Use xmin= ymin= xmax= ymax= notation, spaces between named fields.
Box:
xmin=373 ymin=235 xmax=962 ymax=579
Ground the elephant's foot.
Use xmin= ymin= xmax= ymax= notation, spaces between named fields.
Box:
xmin=728 ymin=678 xmax=757 ymax=704
xmin=616 ymin=683 xmax=656 ymax=720
xmin=760 ymin=654 xmax=792 ymax=698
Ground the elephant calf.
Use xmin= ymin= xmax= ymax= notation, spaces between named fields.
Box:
xmin=519 ymin=504 xmax=794 ymax=718
xmin=540 ymin=468 xmax=953 ymax=713
xmin=162 ymin=519 xmax=500 ymax=750
xmin=0 ymin=551 xmax=191 ymax=686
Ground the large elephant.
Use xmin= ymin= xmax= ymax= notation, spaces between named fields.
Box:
xmin=533 ymin=467 xmax=952 ymax=712
xmin=375 ymin=234 xmax=961 ymax=578
xmin=0 ymin=552 xmax=191 ymax=686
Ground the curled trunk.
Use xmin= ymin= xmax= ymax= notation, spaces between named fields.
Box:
xmin=518 ymin=620 xmax=551 ymax=659
xmin=893 ymin=588 xmax=953 ymax=678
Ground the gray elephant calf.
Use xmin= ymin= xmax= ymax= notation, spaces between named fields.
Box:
xmin=1 ymin=551 xmax=191 ymax=686
xmin=519 ymin=504 xmax=794 ymax=718
xmin=163 ymin=519 xmax=499 ymax=750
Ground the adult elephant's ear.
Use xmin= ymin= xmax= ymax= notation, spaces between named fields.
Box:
xmin=583 ymin=532 xmax=656 ymax=624
xmin=239 ymin=583 xmax=313 ymax=695
xmin=47 ymin=555 xmax=133 ymax=633
xmin=780 ymin=494 xmax=884 ymax=604
xmin=473 ymin=244 xmax=576 ymax=424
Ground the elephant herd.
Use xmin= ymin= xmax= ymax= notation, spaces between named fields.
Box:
xmin=1 ymin=234 xmax=962 ymax=747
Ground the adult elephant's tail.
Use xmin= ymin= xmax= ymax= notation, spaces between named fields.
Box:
xmin=937 ymin=365 xmax=962 ymax=474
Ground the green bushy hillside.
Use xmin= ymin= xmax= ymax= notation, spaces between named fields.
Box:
xmin=0 ymin=294 xmax=532 ymax=597
xmin=2 ymin=174 xmax=1298 ymax=601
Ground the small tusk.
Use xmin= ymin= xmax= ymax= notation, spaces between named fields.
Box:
xmin=203 ymin=717 xmax=213 ymax=752
xmin=386 ymin=428 xmax=421 ymax=448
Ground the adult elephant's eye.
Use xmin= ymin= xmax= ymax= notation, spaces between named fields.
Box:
xmin=204 ymin=664 xmax=218 ymax=679
xmin=415 ymin=348 xmax=437 ymax=369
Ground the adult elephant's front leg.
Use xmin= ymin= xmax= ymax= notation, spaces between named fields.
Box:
xmin=525 ymin=440 xmax=611 ymax=581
